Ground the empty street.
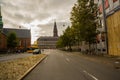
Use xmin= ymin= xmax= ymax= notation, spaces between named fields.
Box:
xmin=23 ymin=50 xmax=120 ymax=80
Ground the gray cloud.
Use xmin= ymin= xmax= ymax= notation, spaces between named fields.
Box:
xmin=1 ymin=0 xmax=77 ymax=43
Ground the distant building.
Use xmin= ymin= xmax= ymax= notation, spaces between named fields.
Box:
xmin=37 ymin=21 xmax=59 ymax=49
xmin=37 ymin=36 xmax=58 ymax=49
xmin=3 ymin=28 xmax=31 ymax=50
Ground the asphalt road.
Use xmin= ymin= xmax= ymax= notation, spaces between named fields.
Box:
xmin=0 ymin=53 xmax=33 ymax=62
xmin=23 ymin=49 xmax=120 ymax=80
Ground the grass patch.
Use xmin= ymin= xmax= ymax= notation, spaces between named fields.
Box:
xmin=0 ymin=54 xmax=46 ymax=80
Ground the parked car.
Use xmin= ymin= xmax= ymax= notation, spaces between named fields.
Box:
xmin=33 ymin=49 xmax=41 ymax=54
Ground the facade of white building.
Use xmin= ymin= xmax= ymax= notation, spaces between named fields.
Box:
xmin=97 ymin=0 xmax=120 ymax=55
xmin=37 ymin=21 xmax=59 ymax=49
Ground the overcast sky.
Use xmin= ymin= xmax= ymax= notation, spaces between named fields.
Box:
xmin=0 ymin=0 xmax=77 ymax=44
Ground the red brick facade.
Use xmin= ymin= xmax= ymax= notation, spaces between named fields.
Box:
xmin=2 ymin=28 xmax=31 ymax=51
xmin=0 ymin=33 xmax=31 ymax=50
xmin=0 ymin=33 xmax=7 ymax=49
xmin=18 ymin=38 xmax=31 ymax=49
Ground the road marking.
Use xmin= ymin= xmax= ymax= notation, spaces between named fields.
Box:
xmin=66 ymin=58 xmax=70 ymax=62
xmin=44 ymin=57 xmax=48 ymax=63
xmin=83 ymin=70 xmax=98 ymax=80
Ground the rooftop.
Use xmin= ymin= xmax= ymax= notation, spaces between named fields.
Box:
xmin=3 ymin=28 xmax=31 ymax=38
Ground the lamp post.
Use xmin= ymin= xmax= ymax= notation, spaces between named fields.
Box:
xmin=101 ymin=0 xmax=108 ymax=54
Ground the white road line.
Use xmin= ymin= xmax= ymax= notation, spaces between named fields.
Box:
xmin=83 ymin=70 xmax=98 ymax=80
xmin=66 ymin=58 xmax=70 ymax=62
xmin=44 ymin=57 xmax=48 ymax=63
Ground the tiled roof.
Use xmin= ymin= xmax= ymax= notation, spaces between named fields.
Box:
xmin=38 ymin=36 xmax=58 ymax=41
xmin=3 ymin=28 xmax=31 ymax=38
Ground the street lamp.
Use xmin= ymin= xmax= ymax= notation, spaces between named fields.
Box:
xmin=101 ymin=0 xmax=108 ymax=54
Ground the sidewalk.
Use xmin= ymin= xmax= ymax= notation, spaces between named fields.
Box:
xmin=71 ymin=52 xmax=120 ymax=69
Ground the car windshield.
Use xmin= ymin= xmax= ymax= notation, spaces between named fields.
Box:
xmin=33 ymin=49 xmax=39 ymax=52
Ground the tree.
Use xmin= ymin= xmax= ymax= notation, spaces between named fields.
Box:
xmin=64 ymin=26 xmax=75 ymax=51
xmin=57 ymin=26 xmax=75 ymax=51
xmin=0 ymin=31 xmax=1 ymax=45
xmin=57 ymin=35 xmax=64 ymax=48
xmin=70 ymin=0 xmax=98 ymax=50
xmin=7 ymin=32 xmax=18 ymax=50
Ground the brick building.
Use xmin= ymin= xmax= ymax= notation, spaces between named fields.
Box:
xmin=0 ymin=5 xmax=6 ymax=51
xmin=3 ymin=28 xmax=31 ymax=50
xmin=0 ymin=5 xmax=31 ymax=51
xmin=0 ymin=32 xmax=7 ymax=49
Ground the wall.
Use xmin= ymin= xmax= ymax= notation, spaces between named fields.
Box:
xmin=18 ymin=38 xmax=31 ymax=49
xmin=107 ymin=10 xmax=120 ymax=56
xmin=0 ymin=33 xmax=7 ymax=49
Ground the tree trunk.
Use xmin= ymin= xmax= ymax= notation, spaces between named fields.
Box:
xmin=88 ymin=42 xmax=91 ymax=54
xmin=69 ymin=44 xmax=72 ymax=52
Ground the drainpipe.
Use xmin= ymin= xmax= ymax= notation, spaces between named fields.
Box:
xmin=101 ymin=0 xmax=108 ymax=54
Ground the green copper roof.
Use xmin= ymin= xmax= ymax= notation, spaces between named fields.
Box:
xmin=0 ymin=5 xmax=3 ymax=30
xmin=0 ymin=13 xmax=3 ymax=28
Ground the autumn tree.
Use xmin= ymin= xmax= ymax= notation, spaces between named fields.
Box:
xmin=70 ymin=0 xmax=98 ymax=50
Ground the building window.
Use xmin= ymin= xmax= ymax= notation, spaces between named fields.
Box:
xmin=24 ymin=40 xmax=26 ymax=48
xmin=101 ymin=33 xmax=105 ymax=41
xmin=105 ymin=0 xmax=109 ymax=9
xmin=19 ymin=40 xmax=21 ymax=46
xmin=98 ymin=0 xmax=109 ymax=13
xmin=99 ymin=4 xmax=102 ymax=14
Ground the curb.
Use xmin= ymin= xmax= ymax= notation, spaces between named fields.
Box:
xmin=18 ymin=54 xmax=47 ymax=80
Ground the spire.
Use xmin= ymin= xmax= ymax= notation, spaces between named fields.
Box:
xmin=0 ymin=4 xmax=1 ymax=17
xmin=0 ymin=4 xmax=3 ymax=30
xmin=53 ymin=21 xmax=58 ymax=37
